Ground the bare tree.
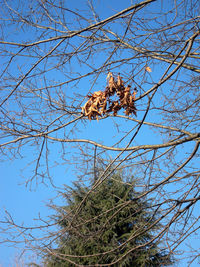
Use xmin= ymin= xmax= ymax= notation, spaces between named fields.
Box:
xmin=0 ymin=0 xmax=200 ymax=265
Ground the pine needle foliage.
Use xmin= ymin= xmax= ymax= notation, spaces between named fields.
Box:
xmin=44 ymin=172 xmax=175 ymax=266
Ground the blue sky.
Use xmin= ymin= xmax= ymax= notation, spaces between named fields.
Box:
xmin=0 ymin=0 xmax=200 ymax=266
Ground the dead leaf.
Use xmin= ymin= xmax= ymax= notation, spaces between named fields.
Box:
xmin=107 ymin=72 xmax=113 ymax=79
xmin=145 ymin=66 xmax=152 ymax=72
xmin=82 ymin=73 xmax=137 ymax=120
xmin=117 ymin=74 xmax=124 ymax=88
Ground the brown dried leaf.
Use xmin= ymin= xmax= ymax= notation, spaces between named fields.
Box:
xmin=108 ymin=101 xmax=121 ymax=116
xmin=117 ymin=74 xmax=124 ymax=88
xmin=120 ymin=86 xmax=131 ymax=106
xmin=108 ymin=75 xmax=117 ymax=94
xmin=145 ymin=66 xmax=152 ymax=72
xmin=107 ymin=72 xmax=113 ymax=80
xmin=82 ymin=73 xmax=137 ymax=120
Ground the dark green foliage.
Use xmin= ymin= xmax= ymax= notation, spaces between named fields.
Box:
xmin=44 ymin=172 xmax=174 ymax=266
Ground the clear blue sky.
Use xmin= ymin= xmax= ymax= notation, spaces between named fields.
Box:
xmin=0 ymin=0 xmax=199 ymax=266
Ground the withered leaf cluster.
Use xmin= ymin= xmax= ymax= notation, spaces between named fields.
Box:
xmin=82 ymin=73 xmax=137 ymax=120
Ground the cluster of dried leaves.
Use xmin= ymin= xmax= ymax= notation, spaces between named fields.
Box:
xmin=82 ymin=72 xmax=137 ymax=120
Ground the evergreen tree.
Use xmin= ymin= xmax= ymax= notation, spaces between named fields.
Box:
xmin=44 ymin=172 xmax=174 ymax=266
